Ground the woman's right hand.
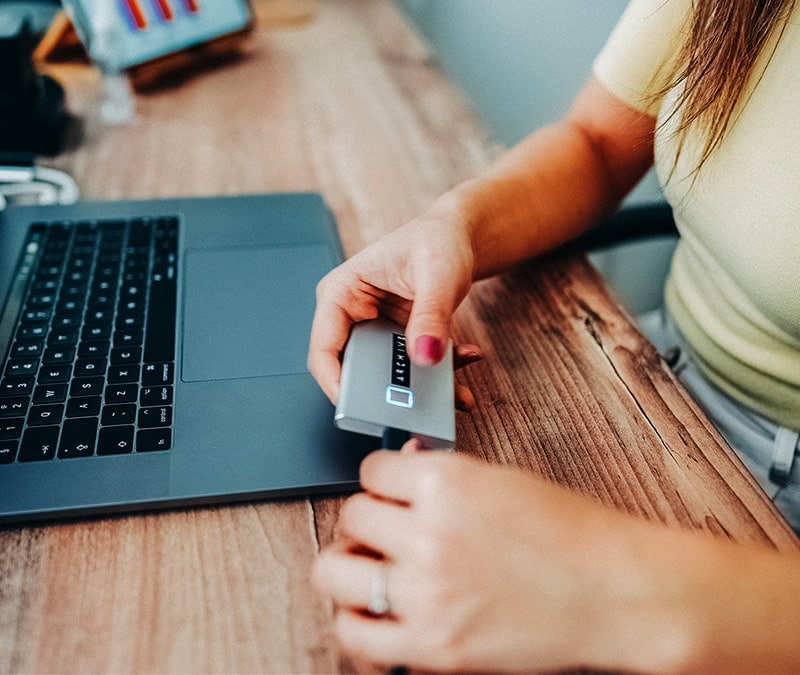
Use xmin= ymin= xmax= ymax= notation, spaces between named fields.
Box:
xmin=308 ymin=195 xmax=476 ymax=404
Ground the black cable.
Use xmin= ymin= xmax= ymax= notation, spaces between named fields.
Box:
xmin=381 ymin=427 xmax=411 ymax=450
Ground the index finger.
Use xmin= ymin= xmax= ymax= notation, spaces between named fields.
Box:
xmin=359 ymin=444 xmax=452 ymax=505
xmin=307 ymin=297 xmax=354 ymax=403
xmin=308 ymin=264 xmax=386 ymax=402
xmin=359 ymin=450 xmax=420 ymax=504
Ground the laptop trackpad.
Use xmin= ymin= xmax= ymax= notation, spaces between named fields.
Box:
xmin=181 ymin=245 xmax=332 ymax=382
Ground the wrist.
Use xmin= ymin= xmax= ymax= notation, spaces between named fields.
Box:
xmin=426 ymin=184 xmax=481 ymax=280
xmin=587 ymin=518 xmax=800 ymax=674
xmin=438 ymin=177 xmax=508 ymax=280
xmin=577 ymin=516 xmax=706 ymax=673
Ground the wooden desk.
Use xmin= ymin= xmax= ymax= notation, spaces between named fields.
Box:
xmin=2 ymin=1 xmax=797 ymax=672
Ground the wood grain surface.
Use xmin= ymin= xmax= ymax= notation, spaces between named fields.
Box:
xmin=1 ymin=1 xmax=796 ymax=673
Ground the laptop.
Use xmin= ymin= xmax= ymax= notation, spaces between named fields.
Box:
xmin=0 ymin=192 xmax=379 ymax=525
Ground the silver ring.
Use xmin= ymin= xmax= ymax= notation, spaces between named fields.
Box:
xmin=368 ymin=563 xmax=390 ymax=616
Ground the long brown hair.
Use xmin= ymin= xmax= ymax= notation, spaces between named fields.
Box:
xmin=665 ymin=0 xmax=795 ymax=170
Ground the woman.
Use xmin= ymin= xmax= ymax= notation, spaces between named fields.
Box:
xmin=310 ymin=0 xmax=800 ymax=671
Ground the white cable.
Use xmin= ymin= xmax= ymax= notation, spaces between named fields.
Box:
xmin=32 ymin=166 xmax=80 ymax=204
xmin=0 ymin=165 xmax=80 ymax=211
xmin=0 ymin=165 xmax=35 ymax=183
xmin=0 ymin=181 xmax=59 ymax=204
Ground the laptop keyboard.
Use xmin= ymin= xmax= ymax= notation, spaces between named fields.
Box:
xmin=0 ymin=217 xmax=178 ymax=463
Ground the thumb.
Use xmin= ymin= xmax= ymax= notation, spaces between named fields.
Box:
xmin=405 ymin=291 xmax=456 ymax=366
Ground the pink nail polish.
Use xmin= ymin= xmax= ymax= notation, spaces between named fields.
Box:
xmin=416 ymin=335 xmax=444 ymax=363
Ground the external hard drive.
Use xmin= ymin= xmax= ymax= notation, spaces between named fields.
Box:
xmin=335 ymin=319 xmax=455 ymax=449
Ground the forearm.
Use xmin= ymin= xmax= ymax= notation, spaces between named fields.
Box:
xmin=453 ymin=122 xmax=624 ymax=279
xmin=433 ymin=78 xmax=655 ymax=280
xmin=593 ymin=514 xmax=800 ymax=673
xmin=675 ymin=535 xmax=800 ymax=673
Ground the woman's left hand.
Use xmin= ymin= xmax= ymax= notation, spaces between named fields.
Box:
xmin=313 ymin=442 xmax=665 ymax=672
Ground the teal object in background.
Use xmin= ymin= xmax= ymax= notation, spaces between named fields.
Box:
xmin=393 ymin=0 xmax=663 ymax=205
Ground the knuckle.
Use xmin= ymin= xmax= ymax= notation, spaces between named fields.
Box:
xmin=337 ymin=492 xmax=370 ymax=530
xmin=333 ymin=614 xmax=372 ymax=661
xmin=406 ymin=604 xmax=470 ymax=672
xmin=415 ymin=457 xmax=456 ymax=499
xmin=409 ymin=526 xmax=459 ymax=585
xmin=412 ymin=455 xmax=474 ymax=508
xmin=305 ymin=350 xmax=320 ymax=375
xmin=314 ymin=271 xmax=334 ymax=299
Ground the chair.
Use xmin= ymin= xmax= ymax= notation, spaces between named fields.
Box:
xmin=576 ymin=203 xmax=679 ymax=315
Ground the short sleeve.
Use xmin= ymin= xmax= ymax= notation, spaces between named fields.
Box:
xmin=592 ymin=0 xmax=691 ymax=116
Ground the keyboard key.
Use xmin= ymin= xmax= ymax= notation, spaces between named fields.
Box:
xmin=0 ymin=397 xmax=29 ymax=418
xmin=110 ymin=347 xmax=141 ymax=365
xmin=88 ymin=293 xmax=115 ymax=310
xmin=140 ymin=385 xmax=172 ymax=406
xmin=101 ymin=404 xmax=136 ymax=426
xmin=0 ymin=441 xmax=17 ymax=463
xmin=21 ymin=309 xmax=51 ymax=323
xmin=42 ymin=346 xmax=75 ymax=365
xmin=28 ymin=404 xmax=64 ymax=426
xmin=94 ymin=268 xmax=120 ymax=284
xmin=83 ymin=325 xmax=111 ymax=341
xmin=35 ymin=265 xmax=61 ymax=280
xmin=38 ymin=365 xmax=72 ymax=384
xmin=136 ymin=427 xmax=171 ymax=452
xmin=59 ymin=284 xmax=87 ymax=301
xmin=113 ymin=329 xmax=143 ymax=347
xmin=13 ymin=340 xmax=44 ymax=358
xmin=33 ymin=384 xmax=68 ymax=404
xmin=47 ymin=328 xmax=79 ymax=345
xmin=0 ymin=377 xmax=35 ymax=396
xmin=105 ymin=384 xmax=138 ymax=403
xmin=74 ymin=358 xmax=107 ymax=377
xmin=27 ymin=293 xmax=56 ymax=308
xmin=142 ymin=362 xmax=173 ymax=386
xmin=64 ymin=270 xmax=88 ymax=285
xmin=4 ymin=358 xmax=39 ymax=377
xmin=57 ymin=418 xmax=98 ymax=458
xmin=122 ymin=270 xmax=146 ymax=284
xmin=107 ymin=365 xmax=140 ymax=384
xmin=78 ymin=341 xmax=110 ymax=359
xmin=70 ymin=377 xmax=105 ymax=397
xmin=30 ymin=279 xmax=57 ymax=293
xmin=66 ymin=396 xmax=101 ymax=418
xmin=17 ymin=323 xmax=48 ymax=340
xmin=116 ymin=315 xmax=143 ymax=331
xmin=97 ymin=425 xmax=134 ymax=455
xmin=52 ymin=314 xmax=81 ymax=329
xmin=138 ymin=406 xmax=172 ymax=428
xmin=86 ymin=308 xmax=113 ymax=324
xmin=117 ymin=297 xmax=144 ymax=316
xmin=0 ymin=417 xmax=24 ymax=440
xmin=19 ymin=425 xmax=59 ymax=461
xmin=56 ymin=298 xmax=82 ymax=315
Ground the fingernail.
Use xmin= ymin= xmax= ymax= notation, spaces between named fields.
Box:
xmin=461 ymin=350 xmax=482 ymax=365
xmin=415 ymin=335 xmax=444 ymax=363
xmin=400 ymin=437 xmax=423 ymax=454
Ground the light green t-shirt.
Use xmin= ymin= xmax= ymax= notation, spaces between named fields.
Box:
xmin=593 ymin=0 xmax=800 ymax=428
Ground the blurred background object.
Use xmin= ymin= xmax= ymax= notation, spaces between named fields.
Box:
xmin=0 ymin=1 xmax=71 ymax=157
xmin=0 ymin=0 xmax=59 ymax=37
xmin=60 ymin=0 xmax=254 ymax=93
xmin=253 ymin=0 xmax=315 ymax=27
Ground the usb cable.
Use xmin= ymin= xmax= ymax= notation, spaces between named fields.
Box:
xmin=0 ymin=164 xmax=79 ymax=212
xmin=381 ymin=427 xmax=411 ymax=450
